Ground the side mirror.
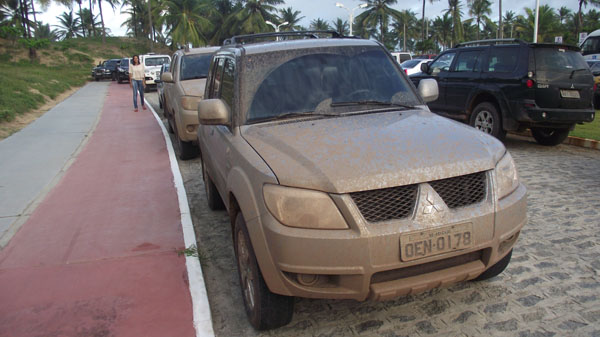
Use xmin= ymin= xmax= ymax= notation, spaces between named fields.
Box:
xmin=420 ymin=62 xmax=429 ymax=74
xmin=161 ymin=72 xmax=173 ymax=83
xmin=198 ymin=99 xmax=230 ymax=126
xmin=418 ymin=78 xmax=439 ymax=103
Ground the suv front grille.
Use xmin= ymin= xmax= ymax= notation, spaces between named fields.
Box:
xmin=350 ymin=184 xmax=418 ymax=223
xmin=429 ymin=171 xmax=486 ymax=209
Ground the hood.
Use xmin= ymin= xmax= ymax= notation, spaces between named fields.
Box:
xmin=241 ymin=110 xmax=505 ymax=194
xmin=181 ymin=78 xmax=207 ymax=97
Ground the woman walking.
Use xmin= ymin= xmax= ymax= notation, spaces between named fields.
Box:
xmin=129 ymin=55 xmax=146 ymax=111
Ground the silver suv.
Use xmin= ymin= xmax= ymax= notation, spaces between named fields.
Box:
xmin=197 ymin=32 xmax=527 ymax=330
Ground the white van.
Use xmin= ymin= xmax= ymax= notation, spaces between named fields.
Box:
xmin=580 ymin=29 xmax=600 ymax=61
xmin=140 ymin=53 xmax=171 ymax=91
xmin=390 ymin=52 xmax=412 ymax=64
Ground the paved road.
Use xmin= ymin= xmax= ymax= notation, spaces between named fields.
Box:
xmin=147 ymin=94 xmax=600 ymax=337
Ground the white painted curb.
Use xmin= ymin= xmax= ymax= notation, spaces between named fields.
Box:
xmin=146 ymin=99 xmax=215 ymax=337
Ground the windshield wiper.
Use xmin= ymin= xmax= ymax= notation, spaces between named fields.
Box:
xmin=570 ymin=68 xmax=588 ymax=79
xmin=330 ymin=100 xmax=416 ymax=110
xmin=249 ymin=111 xmax=339 ymax=124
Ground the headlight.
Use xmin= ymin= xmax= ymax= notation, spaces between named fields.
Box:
xmin=181 ymin=96 xmax=202 ymax=110
xmin=263 ymin=184 xmax=348 ymax=229
xmin=495 ymin=151 xmax=519 ymax=199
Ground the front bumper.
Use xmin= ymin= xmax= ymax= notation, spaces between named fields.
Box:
xmin=177 ymin=108 xmax=200 ymax=142
xmin=253 ymin=181 xmax=527 ymax=301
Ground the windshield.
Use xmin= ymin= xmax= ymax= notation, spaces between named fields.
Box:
xmin=180 ymin=54 xmax=212 ymax=81
xmin=245 ymin=47 xmax=420 ymax=124
xmin=120 ymin=58 xmax=129 ymax=67
xmin=535 ymin=48 xmax=588 ymax=72
xmin=401 ymin=59 xmax=422 ymax=68
xmin=145 ymin=57 xmax=170 ymax=67
xmin=106 ymin=60 xmax=118 ymax=67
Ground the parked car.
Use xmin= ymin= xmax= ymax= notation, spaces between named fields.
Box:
xmin=161 ymin=47 xmax=219 ymax=159
xmin=197 ymin=31 xmax=527 ymax=330
xmin=156 ymin=63 xmax=170 ymax=109
xmin=401 ymin=58 xmax=432 ymax=75
xmin=390 ymin=52 xmax=412 ymax=63
xmin=580 ymin=29 xmax=600 ymax=61
xmin=117 ymin=57 xmax=130 ymax=83
xmin=140 ymin=53 xmax=171 ymax=92
xmin=410 ymin=39 xmax=595 ymax=145
xmin=588 ymin=60 xmax=600 ymax=108
xmin=413 ymin=54 xmax=437 ymax=59
xmin=92 ymin=59 xmax=120 ymax=81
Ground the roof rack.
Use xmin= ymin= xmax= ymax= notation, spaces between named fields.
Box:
xmin=223 ymin=30 xmax=345 ymax=46
xmin=454 ymin=39 xmax=527 ymax=48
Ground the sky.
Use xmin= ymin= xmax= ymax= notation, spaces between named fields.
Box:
xmin=38 ymin=0 xmax=584 ymax=38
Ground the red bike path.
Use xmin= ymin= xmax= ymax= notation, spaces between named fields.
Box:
xmin=0 ymin=83 xmax=197 ymax=336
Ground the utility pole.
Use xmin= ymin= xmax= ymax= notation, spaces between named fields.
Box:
xmin=499 ymin=0 xmax=503 ymax=39
xmin=335 ymin=2 xmax=368 ymax=36
xmin=148 ymin=0 xmax=154 ymax=52
xmin=533 ymin=0 xmax=540 ymax=42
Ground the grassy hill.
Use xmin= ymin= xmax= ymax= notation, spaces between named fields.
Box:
xmin=0 ymin=36 xmax=169 ymax=138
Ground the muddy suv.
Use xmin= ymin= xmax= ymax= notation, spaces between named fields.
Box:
xmin=161 ymin=47 xmax=219 ymax=159
xmin=410 ymin=39 xmax=595 ymax=145
xmin=197 ymin=31 xmax=527 ymax=330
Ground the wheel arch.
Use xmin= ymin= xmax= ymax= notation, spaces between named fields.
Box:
xmin=467 ymin=89 xmax=515 ymax=131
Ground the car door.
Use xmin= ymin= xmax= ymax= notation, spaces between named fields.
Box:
xmin=164 ymin=54 xmax=179 ymax=118
xmin=201 ymin=57 xmax=236 ymax=194
xmin=444 ymin=49 xmax=485 ymax=115
xmin=425 ymin=51 xmax=457 ymax=112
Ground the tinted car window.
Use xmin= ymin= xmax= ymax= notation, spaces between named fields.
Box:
xmin=454 ymin=51 xmax=482 ymax=72
xmin=106 ymin=60 xmax=119 ymax=68
xmin=247 ymin=50 xmax=418 ymax=123
xmin=120 ymin=58 xmax=129 ymax=67
xmin=486 ymin=47 xmax=518 ymax=73
xmin=180 ymin=54 xmax=213 ymax=81
xmin=145 ymin=57 xmax=170 ymax=66
xmin=581 ymin=36 xmax=600 ymax=56
xmin=429 ymin=52 xmax=455 ymax=74
xmin=534 ymin=48 xmax=588 ymax=72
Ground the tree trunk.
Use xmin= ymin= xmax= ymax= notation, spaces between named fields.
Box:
xmin=89 ymin=0 xmax=97 ymax=37
xmin=30 ymin=0 xmax=37 ymax=28
xmin=78 ymin=1 xmax=85 ymax=37
xmin=147 ymin=0 xmax=154 ymax=51
xmin=476 ymin=17 xmax=480 ymax=40
xmin=576 ymin=1 xmax=582 ymax=39
xmin=421 ymin=0 xmax=426 ymax=41
xmin=379 ymin=15 xmax=384 ymax=43
xmin=133 ymin=6 xmax=137 ymax=37
xmin=22 ymin=0 xmax=31 ymax=38
xmin=18 ymin=0 xmax=27 ymax=38
xmin=403 ymin=23 xmax=406 ymax=51
xmin=98 ymin=0 xmax=106 ymax=44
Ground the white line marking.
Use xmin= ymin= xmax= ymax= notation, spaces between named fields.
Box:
xmin=146 ymin=99 xmax=215 ymax=337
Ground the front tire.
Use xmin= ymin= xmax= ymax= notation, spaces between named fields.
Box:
xmin=473 ymin=249 xmax=512 ymax=281
xmin=531 ymin=127 xmax=569 ymax=146
xmin=234 ymin=213 xmax=294 ymax=330
xmin=469 ymin=102 xmax=506 ymax=140
xmin=202 ymin=161 xmax=225 ymax=210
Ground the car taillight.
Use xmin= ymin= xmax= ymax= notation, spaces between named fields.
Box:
xmin=404 ymin=69 xmax=407 ymax=74
xmin=526 ymin=79 xmax=534 ymax=88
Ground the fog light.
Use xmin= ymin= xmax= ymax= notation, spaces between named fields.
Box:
xmin=499 ymin=231 xmax=520 ymax=254
xmin=186 ymin=125 xmax=196 ymax=133
xmin=297 ymin=274 xmax=320 ymax=286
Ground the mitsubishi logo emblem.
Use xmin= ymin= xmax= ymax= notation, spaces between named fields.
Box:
xmin=423 ymin=192 xmax=444 ymax=214
xmin=571 ymin=84 xmax=575 ymax=89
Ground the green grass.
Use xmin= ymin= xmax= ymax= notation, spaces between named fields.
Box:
xmin=0 ymin=61 xmax=90 ymax=121
xmin=571 ymin=111 xmax=600 ymax=141
xmin=0 ymin=36 xmax=168 ymax=123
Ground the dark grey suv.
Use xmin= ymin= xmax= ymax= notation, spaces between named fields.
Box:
xmin=411 ymin=39 xmax=595 ymax=145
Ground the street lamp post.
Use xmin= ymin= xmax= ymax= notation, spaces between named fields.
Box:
xmin=335 ymin=2 xmax=368 ymax=36
xmin=265 ymin=20 xmax=289 ymax=41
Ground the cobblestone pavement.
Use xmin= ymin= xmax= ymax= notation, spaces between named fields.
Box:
xmin=147 ymin=95 xmax=600 ymax=337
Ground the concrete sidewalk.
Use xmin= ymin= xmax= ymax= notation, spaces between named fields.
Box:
xmin=0 ymin=82 xmax=108 ymax=244
xmin=0 ymin=82 xmax=209 ymax=336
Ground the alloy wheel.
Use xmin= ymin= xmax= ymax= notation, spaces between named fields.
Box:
xmin=474 ymin=110 xmax=494 ymax=134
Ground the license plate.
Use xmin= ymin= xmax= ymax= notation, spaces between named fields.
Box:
xmin=400 ymin=223 xmax=473 ymax=261
xmin=560 ymin=90 xmax=580 ymax=98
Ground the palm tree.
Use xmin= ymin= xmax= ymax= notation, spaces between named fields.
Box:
xmin=55 ymin=10 xmax=80 ymax=39
xmin=219 ymin=0 xmax=282 ymax=37
xmin=392 ymin=9 xmax=416 ymax=51
xmin=34 ymin=22 xmax=59 ymax=40
xmin=279 ymin=6 xmax=304 ymax=31
xmin=333 ymin=17 xmax=349 ymax=35
xmin=356 ymin=0 xmax=401 ymax=43
xmin=558 ymin=6 xmax=571 ymax=25
xmin=420 ymin=0 xmax=439 ymax=41
xmin=503 ymin=10 xmax=516 ymax=38
xmin=432 ymin=13 xmax=452 ymax=49
xmin=516 ymin=5 xmax=558 ymax=42
xmin=577 ymin=0 xmax=600 ymax=38
xmin=158 ymin=0 xmax=214 ymax=47
xmin=467 ymin=0 xmax=491 ymax=40
xmin=309 ymin=18 xmax=330 ymax=31
xmin=445 ymin=0 xmax=463 ymax=46
xmin=95 ymin=0 xmax=120 ymax=44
